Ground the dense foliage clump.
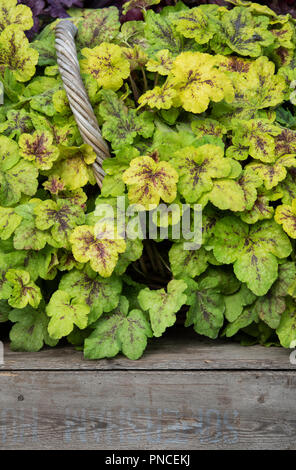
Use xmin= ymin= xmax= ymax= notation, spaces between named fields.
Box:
xmin=1 ymin=0 xmax=296 ymax=359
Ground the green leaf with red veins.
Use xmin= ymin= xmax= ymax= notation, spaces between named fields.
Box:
xmin=171 ymin=145 xmax=231 ymax=204
xmin=275 ymin=199 xmax=296 ymax=239
xmin=276 ymin=298 xmax=296 ymax=348
xmin=46 ymin=290 xmax=90 ymax=339
xmin=43 ymin=176 xmax=66 ymax=195
xmin=275 ymin=128 xmax=296 ymax=157
xmin=212 ymin=216 xmax=292 ymax=295
xmin=84 ymin=296 xmax=152 ymax=360
xmin=9 ymin=303 xmax=58 ymax=352
xmin=185 ymin=277 xmax=225 ymax=339
xmin=253 ymin=261 xmax=296 ymax=329
xmin=59 ymin=265 xmax=122 ymax=325
xmin=224 ymin=306 xmax=258 ymax=338
xmin=34 ymin=199 xmax=85 ymax=249
xmin=122 ymin=156 xmax=178 ymax=210
xmin=13 ymin=201 xmax=50 ymax=251
xmin=138 ymin=280 xmax=187 ymax=337
xmin=0 ymin=207 xmax=22 ymax=240
xmin=240 ymin=187 xmax=276 ymax=224
xmin=146 ymin=49 xmax=173 ymax=76
xmin=191 ymin=117 xmax=227 ymax=139
xmin=19 ymin=130 xmax=59 ymax=170
xmin=169 ymin=243 xmax=209 ymax=279
xmin=5 ymin=269 xmax=41 ymax=309
xmin=237 ymin=169 xmax=262 ymax=210
xmin=144 ymin=9 xmax=183 ymax=57
xmin=278 ymin=169 xmax=296 ymax=205
xmin=76 ymin=7 xmax=120 ymax=50
xmin=173 ymin=7 xmax=215 ymax=45
xmin=212 ymin=7 xmax=274 ymax=57
xmin=247 ymin=155 xmax=296 ymax=190
xmin=224 ymin=284 xmax=256 ymax=323
xmin=99 ymin=90 xmax=154 ymax=150
xmin=70 ymin=224 xmax=126 ymax=277
xmin=0 ymin=109 xmax=33 ymax=139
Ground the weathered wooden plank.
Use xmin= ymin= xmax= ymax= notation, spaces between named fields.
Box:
xmin=0 ymin=370 xmax=295 ymax=450
xmin=2 ymin=329 xmax=295 ymax=370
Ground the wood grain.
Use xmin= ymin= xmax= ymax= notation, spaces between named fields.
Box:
xmin=2 ymin=328 xmax=295 ymax=371
xmin=0 ymin=370 xmax=295 ymax=450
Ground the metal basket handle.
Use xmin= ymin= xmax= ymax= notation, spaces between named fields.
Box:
xmin=55 ymin=20 xmax=110 ymax=188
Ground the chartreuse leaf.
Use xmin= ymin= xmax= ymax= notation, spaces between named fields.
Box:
xmin=138 ymin=81 xmax=177 ymax=110
xmin=5 ymin=269 xmax=41 ymax=309
xmin=59 ymin=265 xmax=122 ymax=325
xmin=171 ymin=144 xmax=231 ymax=204
xmin=212 ymin=216 xmax=292 ymax=295
xmin=46 ymin=290 xmax=90 ymax=339
xmin=233 ymin=119 xmax=281 ymax=163
xmin=13 ymin=200 xmax=49 ymax=251
xmin=138 ymin=279 xmax=187 ymax=337
xmin=70 ymin=224 xmax=126 ymax=277
xmin=0 ymin=25 xmax=38 ymax=82
xmin=173 ymin=7 xmax=214 ymax=45
xmin=99 ymin=90 xmax=154 ymax=150
xmin=240 ymin=187 xmax=276 ymax=224
xmin=84 ymin=296 xmax=152 ymax=360
xmin=19 ymin=130 xmax=59 ymax=170
xmin=227 ymin=56 xmax=286 ymax=113
xmin=0 ymin=207 xmax=22 ymax=240
xmin=191 ymin=118 xmax=227 ymax=139
xmin=9 ymin=304 xmax=58 ymax=352
xmin=0 ymin=0 xmax=33 ymax=33
xmin=81 ymin=42 xmax=130 ymax=91
xmin=146 ymin=50 xmax=173 ymax=75
xmin=253 ymin=262 xmax=296 ymax=329
xmin=170 ymin=52 xmax=234 ymax=113
xmin=76 ymin=7 xmax=120 ymax=49
xmin=0 ymin=135 xmax=37 ymax=207
xmin=213 ymin=7 xmax=274 ymax=57
xmin=276 ymin=299 xmax=296 ymax=348
xmin=185 ymin=276 xmax=225 ymax=339
xmin=169 ymin=244 xmax=209 ymax=279
xmin=247 ymin=154 xmax=296 ymax=190
xmin=122 ymin=156 xmax=178 ymax=210
xmin=275 ymin=200 xmax=296 ymax=239
xmin=47 ymin=145 xmax=97 ymax=190
xmin=34 ymin=199 xmax=85 ymax=249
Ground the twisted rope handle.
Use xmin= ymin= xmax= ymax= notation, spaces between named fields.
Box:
xmin=55 ymin=20 xmax=110 ymax=188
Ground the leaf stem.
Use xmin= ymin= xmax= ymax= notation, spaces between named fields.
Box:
xmin=129 ymin=73 xmax=140 ymax=104
xmin=141 ymin=66 xmax=148 ymax=92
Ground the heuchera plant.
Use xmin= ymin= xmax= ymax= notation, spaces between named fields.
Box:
xmin=1 ymin=0 xmax=296 ymax=359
